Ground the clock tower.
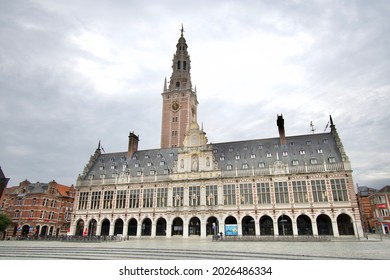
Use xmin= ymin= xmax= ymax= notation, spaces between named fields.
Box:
xmin=161 ymin=26 xmax=198 ymax=148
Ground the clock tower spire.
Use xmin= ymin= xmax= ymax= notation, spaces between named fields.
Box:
xmin=160 ymin=25 xmax=198 ymax=148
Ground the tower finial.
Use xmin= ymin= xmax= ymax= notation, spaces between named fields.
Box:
xmin=180 ymin=23 xmax=184 ymax=37
xmin=329 ymin=115 xmax=336 ymax=131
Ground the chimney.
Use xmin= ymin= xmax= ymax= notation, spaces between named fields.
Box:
xmin=128 ymin=132 xmax=139 ymax=158
xmin=277 ymin=114 xmax=286 ymax=145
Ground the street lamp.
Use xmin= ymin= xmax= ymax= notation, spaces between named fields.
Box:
xmin=280 ymin=215 xmax=288 ymax=236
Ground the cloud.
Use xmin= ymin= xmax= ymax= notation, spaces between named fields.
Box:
xmin=0 ymin=0 xmax=389 ymax=189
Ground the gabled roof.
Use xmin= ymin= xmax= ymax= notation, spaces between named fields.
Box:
xmin=56 ymin=184 xmax=73 ymax=197
xmin=377 ymin=186 xmax=390 ymax=193
xmin=84 ymin=147 xmax=178 ymax=180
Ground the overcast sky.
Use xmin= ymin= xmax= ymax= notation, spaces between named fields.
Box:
xmin=1 ymin=0 xmax=389 ymax=189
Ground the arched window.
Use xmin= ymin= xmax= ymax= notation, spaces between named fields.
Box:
xmin=183 ymin=61 xmax=187 ymax=70
xmin=177 ymin=61 xmax=181 ymax=69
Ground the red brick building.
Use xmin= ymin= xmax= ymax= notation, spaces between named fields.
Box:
xmin=370 ymin=186 xmax=390 ymax=234
xmin=357 ymin=186 xmax=377 ymax=233
xmin=1 ymin=180 xmax=75 ymax=238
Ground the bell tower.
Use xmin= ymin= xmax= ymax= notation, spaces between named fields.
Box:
xmin=160 ymin=25 xmax=198 ymax=148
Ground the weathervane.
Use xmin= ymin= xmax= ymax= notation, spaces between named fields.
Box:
xmin=310 ymin=121 xmax=316 ymax=134
xmin=180 ymin=23 xmax=185 ymax=37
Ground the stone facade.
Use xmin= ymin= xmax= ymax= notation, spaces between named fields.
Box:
xmin=71 ymin=28 xmax=363 ymax=239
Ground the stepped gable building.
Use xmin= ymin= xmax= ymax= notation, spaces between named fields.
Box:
xmin=0 ymin=166 xmax=9 ymax=204
xmin=2 ymin=180 xmax=75 ymax=238
xmin=72 ymin=27 xmax=363 ymax=239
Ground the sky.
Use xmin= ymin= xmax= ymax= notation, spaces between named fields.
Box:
xmin=1 ymin=0 xmax=389 ymax=189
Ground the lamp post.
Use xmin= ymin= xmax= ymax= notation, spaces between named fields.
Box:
xmin=280 ymin=215 xmax=287 ymax=236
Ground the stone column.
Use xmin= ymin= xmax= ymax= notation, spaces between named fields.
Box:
xmin=183 ymin=219 xmax=189 ymax=238
xmin=332 ymin=220 xmax=339 ymax=237
xmin=255 ymin=219 xmax=260 ymax=236
xmin=123 ymin=220 xmax=128 ymax=237
xmin=273 ymin=219 xmax=279 ymax=236
xmin=219 ymin=220 xmax=225 ymax=236
xmin=151 ymin=221 xmax=156 ymax=237
xmin=292 ymin=219 xmax=298 ymax=236
xmin=166 ymin=220 xmax=172 ymax=238
xmin=312 ymin=221 xmax=319 ymax=236
xmin=200 ymin=219 xmax=207 ymax=239
xmin=137 ymin=223 xmax=142 ymax=238
xmin=96 ymin=223 xmax=101 ymax=236
xmin=69 ymin=224 xmax=76 ymax=236
xmin=109 ymin=222 xmax=115 ymax=236
xmin=237 ymin=220 xmax=242 ymax=236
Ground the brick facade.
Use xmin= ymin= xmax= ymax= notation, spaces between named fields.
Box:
xmin=2 ymin=180 xmax=75 ymax=238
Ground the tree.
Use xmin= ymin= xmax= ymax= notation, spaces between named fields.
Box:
xmin=0 ymin=213 xmax=12 ymax=238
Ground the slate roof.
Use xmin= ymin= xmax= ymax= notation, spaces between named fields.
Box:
xmin=377 ymin=186 xmax=390 ymax=193
xmin=213 ymin=132 xmax=340 ymax=170
xmin=5 ymin=182 xmax=73 ymax=197
xmin=83 ymin=132 xmax=342 ymax=180
xmin=84 ymin=148 xmax=178 ymax=179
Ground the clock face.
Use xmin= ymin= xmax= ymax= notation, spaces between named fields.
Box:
xmin=171 ymin=101 xmax=180 ymax=111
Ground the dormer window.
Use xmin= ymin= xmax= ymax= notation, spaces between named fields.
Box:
xmin=229 ymin=147 xmax=233 ymax=152
xmin=310 ymin=158 xmax=317 ymax=164
xmin=274 ymin=143 xmax=279 ymax=148
xmin=323 ymin=139 xmax=329 ymax=144
xmin=328 ymin=157 xmax=336 ymax=163
xmin=213 ymin=149 xmax=218 ymax=153
xmin=266 ymin=152 xmax=272 ymax=158
xmin=283 ymin=151 xmax=288 ymax=156
xmin=99 ymin=165 xmax=104 ymax=170
xmin=258 ymin=162 xmax=265 ymax=168
xmin=227 ymin=164 xmax=233 ymax=170
xmin=317 ymin=148 xmax=323 ymax=154
xmin=306 ymin=141 xmax=311 ymax=145
xmin=150 ymin=170 xmax=156 ymax=175
xmin=169 ymin=152 xmax=174 ymax=157
xmin=110 ymin=165 xmax=116 ymax=170
xmin=147 ymin=162 xmax=152 ymax=166
xmin=251 ymin=154 xmax=256 ymax=159
xmin=243 ymin=146 xmax=248 ymax=150
xmin=110 ymin=157 xmax=115 ymax=162
xmin=235 ymin=154 xmax=240 ymax=160
xmin=243 ymin=163 xmax=249 ymax=169
xmin=163 ymin=169 xmax=169 ymax=174
xmin=220 ymin=155 xmax=225 ymax=161
xmin=136 ymin=171 xmax=142 ymax=176
xmin=132 ymin=154 xmax=138 ymax=160
xmin=145 ymin=155 xmax=150 ymax=159
xmin=299 ymin=150 xmax=305 ymax=155
xmin=135 ymin=163 xmax=140 ymax=167
xmin=258 ymin=144 xmax=263 ymax=149
xmin=292 ymin=160 xmax=299 ymax=166
xmin=160 ymin=161 xmax=165 ymax=166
